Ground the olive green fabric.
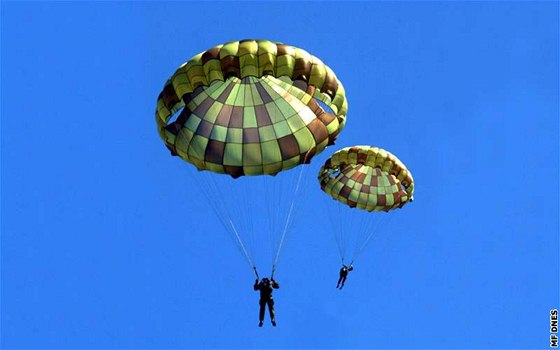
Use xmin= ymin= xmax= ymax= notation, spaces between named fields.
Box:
xmin=318 ymin=146 xmax=414 ymax=212
xmin=156 ymin=39 xmax=347 ymax=178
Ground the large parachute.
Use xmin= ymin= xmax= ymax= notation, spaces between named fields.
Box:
xmin=318 ymin=146 xmax=414 ymax=264
xmin=156 ymin=39 xmax=347 ymax=277
xmin=156 ymin=39 xmax=347 ymax=178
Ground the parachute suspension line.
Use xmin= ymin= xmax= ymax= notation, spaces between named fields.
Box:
xmin=354 ymin=208 xmax=372 ymax=257
xmin=205 ymin=173 xmax=256 ymax=270
xmin=239 ymin=176 xmax=255 ymax=263
xmin=182 ymin=139 xmax=256 ymax=271
xmin=268 ymin=161 xmax=296 ymax=274
xmin=328 ymin=198 xmax=346 ymax=261
xmin=351 ymin=212 xmax=395 ymax=264
xmin=341 ymin=201 xmax=348 ymax=261
xmin=271 ymin=158 xmax=310 ymax=275
xmin=269 ymin=172 xmax=280 ymax=270
xmin=191 ymin=170 xmax=255 ymax=271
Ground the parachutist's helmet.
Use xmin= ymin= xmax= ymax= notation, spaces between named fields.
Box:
xmin=262 ymin=278 xmax=269 ymax=284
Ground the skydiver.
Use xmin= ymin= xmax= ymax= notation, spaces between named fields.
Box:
xmin=336 ymin=264 xmax=353 ymax=289
xmin=253 ymin=277 xmax=279 ymax=327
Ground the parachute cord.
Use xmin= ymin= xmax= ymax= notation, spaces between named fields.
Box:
xmin=351 ymin=212 xmax=395 ymax=264
xmin=227 ymin=217 xmax=255 ymax=269
xmin=253 ymin=266 xmax=260 ymax=280
xmin=271 ymin=157 xmax=309 ymax=273
xmin=195 ymin=170 xmax=256 ymax=271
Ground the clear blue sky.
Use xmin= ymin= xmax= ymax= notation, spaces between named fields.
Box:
xmin=2 ymin=2 xmax=558 ymax=349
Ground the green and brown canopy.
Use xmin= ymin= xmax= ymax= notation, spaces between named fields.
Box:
xmin=156 ymin=39 xmax=347 ymax=178
xmin=318 ymin=146 xmax=415 ymax=212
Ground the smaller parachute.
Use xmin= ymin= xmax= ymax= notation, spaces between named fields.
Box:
xmin=318 ymin=146 xmax=414 ymax=212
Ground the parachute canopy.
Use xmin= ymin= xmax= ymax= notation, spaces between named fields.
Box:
xmin=318 ymin=146 xmax=415 ymax=212
xmin=156 ymin=39 xmax=348 ymax=178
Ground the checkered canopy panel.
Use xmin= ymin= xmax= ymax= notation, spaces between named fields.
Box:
xmin=156 ymin=40 xmax=347 ymax=178
xmin=318 ymin=146 xmax=415 ymax=212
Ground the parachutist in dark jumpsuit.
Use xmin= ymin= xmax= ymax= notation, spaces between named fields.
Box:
xmin=254 ymin=277 xmax=279 ymax=327
xmin=336 ymin=265 xmax=353 ymax=289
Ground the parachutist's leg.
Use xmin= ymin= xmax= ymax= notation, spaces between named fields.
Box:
xmin=268 ymin=299 xmax=276 ymax=326
xmin=337 ymin=275 xmax=343 ymax=288
xmin=259 ymin=299 xmax=265 ymax=326
xmin=340 ymin=276 xmax=346 ymax=289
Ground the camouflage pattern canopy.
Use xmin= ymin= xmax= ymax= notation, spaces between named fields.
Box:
xmin=318 ymin=146 xmax=415 ymax=212
xmin=156 ymin=39 xmax=347 ymax=178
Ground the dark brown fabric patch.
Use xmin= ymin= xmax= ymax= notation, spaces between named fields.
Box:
xmin=277 ymin=134 xmax=300 ymax=160
xmin=202 ymin=47 xmax=220 ymax=65
xmin=217 ymin=81 xmax=236 ymax=104
xmin=338 ymin=174 xmax=349 ymax=185
xmin=174 ymin=106 xmax=192 ymax=128
xmin=205 ymin=140 xmax=226 ymax=164
xmin=357 ymin=152 xmax=367 ymax=165
xmin=215 ymin=105 xmax=233 ymax=127
xmin=256 ymin=83 xmax=273 ymax=104
xmin=221 ymin=56 xmax=240 ymax=78
xmin=317 ymin=110 xmax=336 ymax=125
xmin=299 ymin=147 xmax=316 ymax=164
xmin=165 ymin=121 xmax=182 ymax=135
xmin=321 ymin=72 xmax=338 ymax=99
xmin=351 ymin=169 xmax=366 ymax=183
xmin=340 ymin=185 xmax=351 ymax=200
xmin=229 ymin=106 xmax=244 ymax=128
xmin=306 ymin=119 xmax=328 ymax=144
xmin=161 ymin=84 xmax=179 ymax=110
xmin=243 ymin=128 xmax=260 ymax=143
xmin=393 ymin=192 xmax=404 ymax=205
xmin=293 ymin=58 xmax=311 ymax=81
xmin=224 ymin=165 xmax=244 ymax=178
xmin=182 ymin=92 xmax=194 ymax=106
xmin=276 ymin=44 xmax=289 ymax=56
xmin=306 ymin=97 xmax=322 ymax=116
xmin=255 ymin=105 xmax=272 ymax=126
xmin=377 ymin=195 xmax=386 ymax=206
xmin=196 ymin=120 xmax=214 ymax=138
xmin=193 ymin=98 xmax=214 ymax=118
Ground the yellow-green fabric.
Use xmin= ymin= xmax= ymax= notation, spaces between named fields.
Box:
xmin=156 ymin=39 xmax=347 ymax=178
xmin=318 ymin=146 xmax=414 ymax=212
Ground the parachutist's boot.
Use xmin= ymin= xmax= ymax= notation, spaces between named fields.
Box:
xmin=258 ymin=320 xmax=263 ymax=327
xmin=271 ymin=319 xmax=276 ymax=327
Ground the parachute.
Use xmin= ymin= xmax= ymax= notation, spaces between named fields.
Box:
xmin=318 ymin=146 xmax=414 ymax=264
xmin=156 ymin=39 xmax=347 ymax=277
xmin=156 ymin=39 xmax=347 ymax=178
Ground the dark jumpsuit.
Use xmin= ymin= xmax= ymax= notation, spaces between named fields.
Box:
xmin=254 ymin=278 xmax=279 ymax=323
xmin=337 ymin=265 xmax=353 ymax=289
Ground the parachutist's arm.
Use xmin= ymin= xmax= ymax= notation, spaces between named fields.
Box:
xmin=348 ymin=266 xmax=354 ymax=271
xmin=253 ymin=280 xmax=259 ymax=290
xmin=272 ymin=280 xmax=279 ymax=289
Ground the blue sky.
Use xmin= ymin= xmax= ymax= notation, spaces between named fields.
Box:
xmin=1 ymin=2 xmax=558 ymax=349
